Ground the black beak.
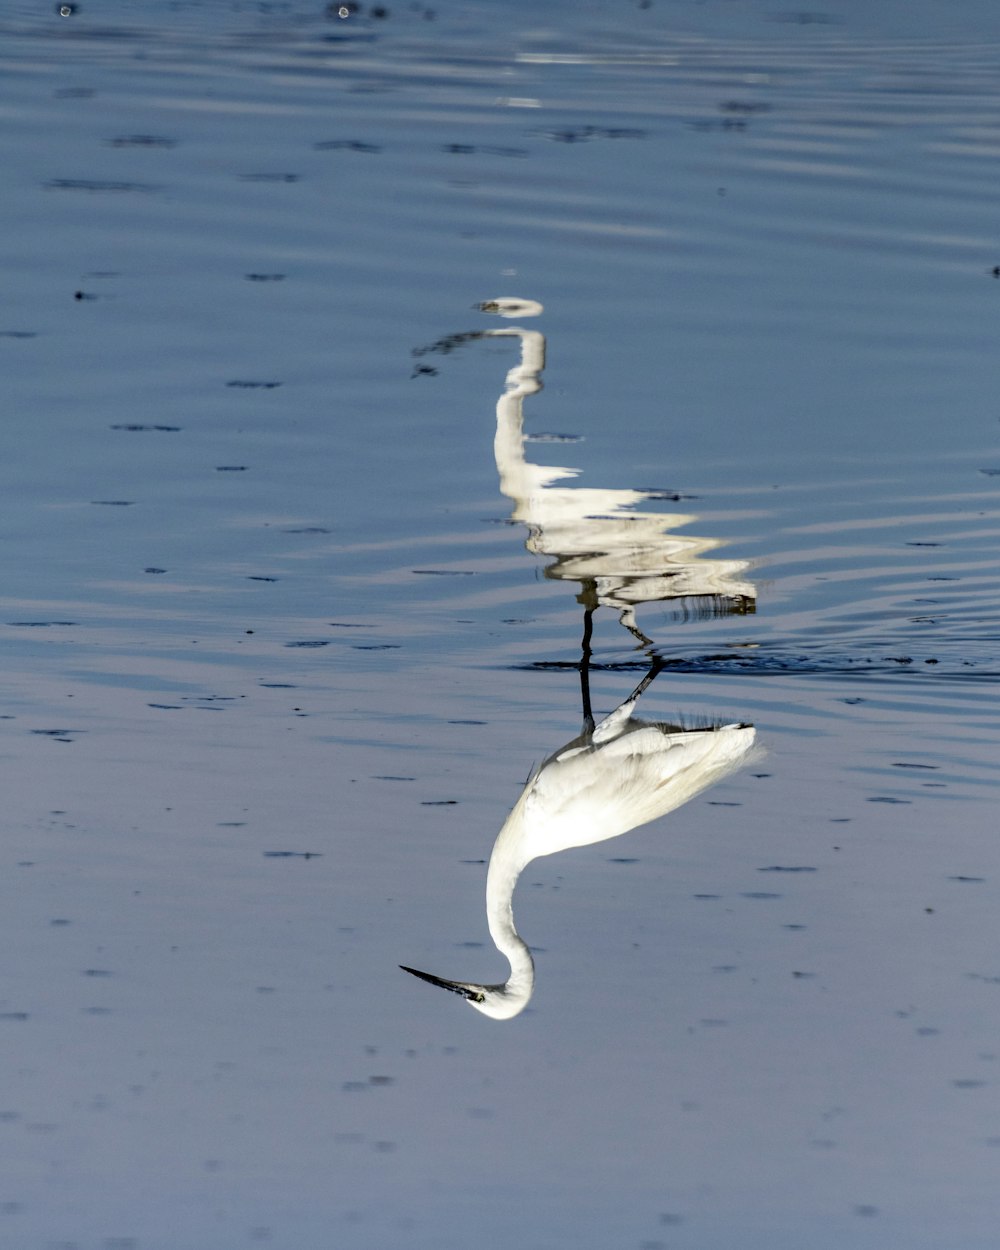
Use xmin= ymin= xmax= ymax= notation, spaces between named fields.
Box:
xmin=399 ymin=965 xmax=485 ymax=1003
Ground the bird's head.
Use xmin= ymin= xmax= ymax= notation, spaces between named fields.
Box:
xmin=399 ymin=964 xmax=530 ymax=1020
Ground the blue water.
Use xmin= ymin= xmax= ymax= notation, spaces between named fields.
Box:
xmin=2 ymin=2 xmax=1000 ymax=1247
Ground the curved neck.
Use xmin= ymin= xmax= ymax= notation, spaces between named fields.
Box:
xmin=485 ymin=820 xmax=535 ymax=997
xmin=489 ymin=328 xmax=559 ymax=506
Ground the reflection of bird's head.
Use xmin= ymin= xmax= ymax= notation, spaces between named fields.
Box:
xmin=399 ymin=965 xmax=531 ymax=1020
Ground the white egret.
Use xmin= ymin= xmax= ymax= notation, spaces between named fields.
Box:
xmin=401 ymin=300 xmax=758 ymax=1018
xmin=402 ymin=653 xmax=756 ymax=1019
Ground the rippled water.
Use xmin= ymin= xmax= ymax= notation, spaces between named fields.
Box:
xmin=3 ymin=2 xmax=1000 ymax=1247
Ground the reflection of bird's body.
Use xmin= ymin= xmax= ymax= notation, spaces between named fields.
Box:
xmin=404 ymin=675 xmax=756 ymax=1019
xmin=489 ymin=320 xmax=755 ymax=633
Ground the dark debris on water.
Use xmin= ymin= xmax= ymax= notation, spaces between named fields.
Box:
xmin=110 ymin=424 xmax=181 ymax=432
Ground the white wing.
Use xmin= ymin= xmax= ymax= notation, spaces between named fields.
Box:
xmin=514 ymin=721 xmax=757 ymax=860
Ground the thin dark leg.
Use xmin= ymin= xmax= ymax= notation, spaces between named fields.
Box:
xmin=618 ymin=606 xmax=655 ymax=649
xmin=622 ymin=652 xmax=665 ymax=707
xmin=580 ymin=606 xmax=595 ymax=733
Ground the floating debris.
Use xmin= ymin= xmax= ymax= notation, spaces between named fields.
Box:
xmin=314 ymin=139 xmax=381 ymax=153
xmin=537 ymin=125 xmax=646 ymax=143
xmin=108 ymin=134 xmax=176 ymax=148
xmin=110 ymin=424 xmax=181 ymax=432
xmin=238 ymin=172 xmax=300 ymax=183
xmin=441 ymin=143 xmax=527 ymax=157
xmin=45 ymin=178 xmax=162 ymax=192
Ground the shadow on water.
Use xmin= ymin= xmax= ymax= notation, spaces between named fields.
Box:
xmin=403 ymin=300 xmax=759 ymax=1018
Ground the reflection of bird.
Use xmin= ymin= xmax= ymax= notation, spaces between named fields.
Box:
xmin=486 ymin=301 xmax=755 ymax=639
xmin=402 ymin=656 xmax=756 ymax=1019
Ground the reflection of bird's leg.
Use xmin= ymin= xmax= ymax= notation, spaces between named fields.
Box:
xmin=579 ymin=605 xmax=596 ymax=734
xmin=618 ymin=606 xmax=655 ymax=650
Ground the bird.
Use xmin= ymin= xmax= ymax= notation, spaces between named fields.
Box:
xmin=401 ymin=299 xmax=757 ymax=1018
xmin=401 ymin=651 xmax=757 ymax=1019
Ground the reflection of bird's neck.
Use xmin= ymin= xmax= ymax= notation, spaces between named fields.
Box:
xmin=485 ymin=810 xmax=535 ymax=1002
xmin=490 ymin=328 xmax=576 ymax=509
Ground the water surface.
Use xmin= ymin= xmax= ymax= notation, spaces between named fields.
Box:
xmin=2 ymin=2 xmax=1000 ymax=1247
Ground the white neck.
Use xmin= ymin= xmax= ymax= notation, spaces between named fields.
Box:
xmin=484 ymin=811 xmax=536 ymax=1004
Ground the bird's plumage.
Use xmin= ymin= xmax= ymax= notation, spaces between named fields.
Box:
xmin=517 ymin=716 xmax=756 ymax=860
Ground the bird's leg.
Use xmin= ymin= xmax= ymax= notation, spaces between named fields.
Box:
xmin=579 ymin=606 xmax=595 ymax=733
xmin=622 ymin=652 xmax=666 ymax=708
